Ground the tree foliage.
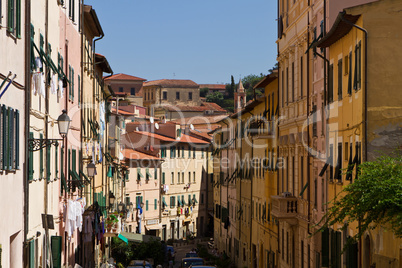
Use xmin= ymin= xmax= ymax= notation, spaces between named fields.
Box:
xmin=111 ymin=237 xmax=166 ymax=266
xmin=318 ymin=152 xmax=402 ymax=245
xmin=206 ymin=91 xmax=224 ymax=106
xmin=241 ymin=73 xmax=266 ymax=101
xmin=200 ymin=87 xmax=209 ymax=98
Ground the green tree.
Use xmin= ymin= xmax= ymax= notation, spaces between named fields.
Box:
xmin=222 ymin=99 xmax=234 ymax=113
xmin=206 ymin=91 xmax=224 ymax=106
xmin=317 ymin=151 xmax=402 ymax=248
xmin=200 ymin=87 xmax=209 ymax=98
xmin=242 ymin=73 xmax=266 ymax=101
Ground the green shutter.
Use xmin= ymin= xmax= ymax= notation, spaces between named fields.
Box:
xmin=46 ymin=145 xmax=51 ymax=181
xmin=28 ymin=132 xmax=34 ymax=181
xmin=16 ymin=0 xmax=21 ymax=35
xmin=68 ymin=66 xmax=71 ymax=99
xmin=321 ymin=228 xmax=329 ymax=267
xmin=7 ymin=0 xmax=14 ymax=32
xmin=72 ymin=149 xmax=76 ymax=173
xmin=154 ymin=168 xmax=157 ymax=180
xmin=29 ymin=239 xmax=35 ymax=268
xmin=188 ymin=195 xmax=191 ymax=205
xmin=51 ymin=236 xmax=62 ymax=268
xmin=55 ymin=145 xmax=58 ymax=178
xmin=154 ymin=199 xmax=157 ymax=210
xmin=162 ymin=172 xmax=165 ymax=184
xmin=8 ymin=108 xmax=13 ymax=170
xmin=15 ymin=110 xmax=19 ymax=169
xmin=40 ymin=133 xmax=44 ymax=179
xmin=146 ymin=200 xmax=149 ymax=211
xmin=2 ymin=106 xmax=8 ymax=170
xmin=78 ymin=75 xmax=81 ymax=105
xmin=60 ymin=147 xmax=68 ymax=194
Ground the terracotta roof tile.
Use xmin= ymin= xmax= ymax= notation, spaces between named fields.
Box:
xmin=179 ymin=134 xmax=210 ymax=144
xmin=122 ymin=148 xmax=161 ymax=160
xmin=199 ymin=84 xmax=226 ymax=90
xmin=104 ymin=73 xmax=146 ymax=81
xmin=111 ymin=108 xmax=135 ymax=116
xmin=144 ymin=79 xmax=198 ymax=88
xmin=163 ymin=102 xmax=227 ymax=113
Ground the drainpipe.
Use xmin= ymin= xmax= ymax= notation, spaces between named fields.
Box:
xmin=24 ymin=0 xmax=32 ymax=265
xmin=340 ymin=13 xmax=368 ymax=268
xmin=307 ymin=6 xmax=312 ymax=236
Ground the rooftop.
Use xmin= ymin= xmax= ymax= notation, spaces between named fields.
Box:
xmin=144 ymin=79 xmax=199 ymax=88
xmin=104 ymin=73 xmax=146 ymax=81
xmin=122 ymin=148 xmax=161 ymax=160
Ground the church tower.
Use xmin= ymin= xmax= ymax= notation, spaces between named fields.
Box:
xmin=234 ymin=78 xmax=247 ymax=113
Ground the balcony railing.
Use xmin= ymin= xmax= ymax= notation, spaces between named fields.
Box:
xmin=271 ymin=194 xmax=298 ymax=225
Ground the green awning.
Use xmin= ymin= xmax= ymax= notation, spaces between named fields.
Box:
xmin=61 ymin=172 xmax=69 ymax=193
xmin=146 ymin=168 xmax=152 ymax=178
xmin=299 ymin=182 xmax=309 ymax=196
xmin=107 ymin=166 xmax=113 ymax=177
xmin=70 ymin=170 xmax=84 ymax=189
xmin=162 ymin=199 xmax=168 ymax=207
xmin=177 ymin=198 xmax=182 ymax=206
xmin=137 ymin=168 xmax=144 ymax=178
xmin=79 ymin=170 xmax=91 ymax=184
xmin=118 ymin=233 xmax=128 ymax=245
xmin=193 ymin=196 xmax=198 ymax=203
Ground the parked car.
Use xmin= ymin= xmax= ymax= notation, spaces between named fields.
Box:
xmin=127 ymin=260 xmax=153 ymax=268
xmin=185 ymin=252 xmax=198 ymax=258
xmin=181 ymin=257 xmax=204 ymax=268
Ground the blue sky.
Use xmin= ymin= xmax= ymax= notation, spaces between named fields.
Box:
xmin=86 ymin=0 xmax=278 ymax=84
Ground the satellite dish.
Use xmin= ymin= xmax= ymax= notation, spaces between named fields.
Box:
xmin=190 ymin=124 xmax=194 ymax=130
xmin=135 ymin=127 xmax=139 ymax=131
xmin=150 ymin=117 xmax=154 ymax=123
xmin=155 ymin=123 xmax=159 ymax=129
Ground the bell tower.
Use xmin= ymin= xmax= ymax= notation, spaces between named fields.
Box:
xmin=234 ymin=78 xmax=246 ymax=113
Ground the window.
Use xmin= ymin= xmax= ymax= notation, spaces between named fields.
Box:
xmin=151 ymin=91 xmax=153 ymax=100
xmin=154 ymin=168 xmax=157 ymax=180
xmin=1 ymin=106 xmax=20 ymax=171
xmin=193 ymin=172 xmax=196 ymax=183
xmin=354 ymin=42 xmax=362 ymax=90
xmin=171 ymin=172 xmax=174 ymax=184
xmin=7 ymin=0 xmax=21 ymax=37
xmin=176 ymin=92 xmax=180 ymax=100
xmin=162 ymin=172 xmax=165 ymax=184
xmin=328 ymin=64 xmax=334 ymax=103
xmin=188 ymin=92 xmax=192 ymax=100
xmin=163 ymin=91 xmax=167 ymax=100
xmin=182 ymin=146 xmax=184 ymax=158
xmin=69 ymin=0 xmax=75 ymax=21
xmin=344 ymin=142 xmax=349 ymax=161
xmin=193 ymin=148 xmax=196 ymax=158
xmin=300 ymin=56 xmax=303 ymax=97
xmin=118 ymin=87 xmax=123 ymax=92
xmin=131 ymin=88 xmax=135 ymax=95
xmin=78 ymin=75 xmax=81 ymax=106
xmin=188 ymin=172 xmax=191 ymax=183
xmin=348 ymin=52 xmax=352 ymax=95
xmin=146 ymin=200 xmax=149 ymax=211
xmin=170 ymin=196 xmax=175 ymax=208
xmin=286 ymin=67 xmax=289 ymax=104
xmin=182 ymin=172 xmax=184 ymax=183
xmin=291 ymin=62 xmax=295 ymax=102
xmin=338 ymin=59 xmax=342 ymax=100
xmin=154 ymin=199 xmax=157 ymax=210
xmin=281 ymin=70 xmax=285 ymax=107
xmin=177 ymin=172 xmax=180 ymax=184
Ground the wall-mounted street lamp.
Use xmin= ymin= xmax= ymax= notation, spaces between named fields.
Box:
xmin=28 ymin=110 xmax=71 ymax=151
xmin=108 ymin=191 xmax=116 ymax=211
xmin=86 ymin=162 xmax=97 ymax=177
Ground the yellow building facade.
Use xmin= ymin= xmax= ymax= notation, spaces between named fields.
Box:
xmin=317 ymin=0 xmax=402 ymax=266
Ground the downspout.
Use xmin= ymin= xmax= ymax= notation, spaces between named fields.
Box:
xmin=44 ymin=0 xmax=50 ymax=266
xmin=307 ymin=5 xmax=312 ymax=236
xmin=24 ymin=0 xmax=31 ymax=265
xmin=340 ymin=13 xmax=368 ymax=268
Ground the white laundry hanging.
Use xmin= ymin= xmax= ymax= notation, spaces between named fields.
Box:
xmin=51 ymin=73 xmax=57 ymax=95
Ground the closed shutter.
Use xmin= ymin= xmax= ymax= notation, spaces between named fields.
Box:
xmin=8 ymin=108 xmax=14 ymax=170
xmin=321 ymin=227 xmax=329 ymax=267
xmin=146 ymin=200 xmax=148 ymax=211
xmin=29 ymin=240 xmax=35 ymax=268
xmin=7 ymin=0 xmax=14 ymax=32
xmin=15 ymin=110 xmax=19 ymax=169
xmin=29 ymin=132 xmax=34 ymax=180
xmin=51 ymin=236 xmax=62 ymax=268
xmin=40 ymin=133 xmax=44 ymax=179
xmin=16 ymin=0 xmax=21 ymax=38
xmin=154 ymin=199 xmax=157 ymax=210
xmin=46 ymin=145 xmax=51 ymax=181
xmin=55 ymin=145 xmax=58 ymax=178
xmin=72 ymin=68 xmax=74 ymax=101
xmin=328 ymin=64 xmax=334 ymax=103
xmin=2 ymin=106 xmax=8 ymax=170
xmin=154 ymin=168 xmax=157 ymax=180
xmin=162 ymin=172 xmax=165 ymax=184
xmin=78 ymin=75 xmax=81 ymax=105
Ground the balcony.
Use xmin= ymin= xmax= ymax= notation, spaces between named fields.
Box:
xmin=271 ymin=194 xmax=298 ymax=225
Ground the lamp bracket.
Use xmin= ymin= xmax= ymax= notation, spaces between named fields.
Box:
xmin=28 ymin=138 xmax=63 ymax=151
